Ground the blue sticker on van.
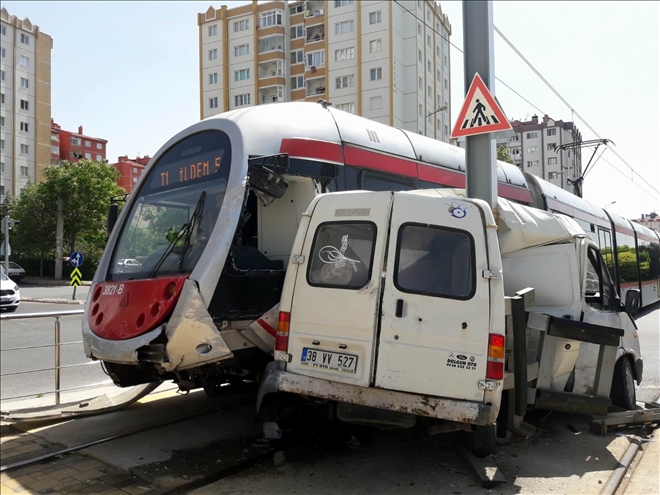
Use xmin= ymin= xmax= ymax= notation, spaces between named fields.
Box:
xmin=449 ymin=202 xmax=467 ymax=218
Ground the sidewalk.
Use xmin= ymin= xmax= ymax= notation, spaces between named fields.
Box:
xmin=22 ymin=276 xmax=92 ymax=287
xmin=623 ymin=428 xmax=660 ymax=494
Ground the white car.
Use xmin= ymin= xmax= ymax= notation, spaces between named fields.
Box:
xmin=0 ymin=269 xmax=20 ymax=312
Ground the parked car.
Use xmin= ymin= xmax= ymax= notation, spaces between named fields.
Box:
xmin=0 ymin=269 xmax=20 ymax=312
xmin=115 ymin=258 xmax=142 ymax=273
xmin=5 ymin=262 xmax=26 ymax=283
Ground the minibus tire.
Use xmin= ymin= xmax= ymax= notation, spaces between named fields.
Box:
xmin=610 ymin=357 xmax=636 ymax=410
xmin=472 ymin=424 xmax=496 ymax=458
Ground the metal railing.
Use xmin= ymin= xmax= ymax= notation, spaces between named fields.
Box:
xmin=0 ymin=310 xmax=112 ymax=405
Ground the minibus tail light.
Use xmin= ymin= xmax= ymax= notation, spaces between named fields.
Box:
xmin=486 ymin=333 xmax=505 ymax=380
xmin=275 ymin=311 xmax=291 ymax=352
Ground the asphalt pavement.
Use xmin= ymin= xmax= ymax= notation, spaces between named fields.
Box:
xmin=19 ymin=285 xmax=90 ymax=303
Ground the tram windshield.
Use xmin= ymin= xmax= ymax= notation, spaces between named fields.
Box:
xmin=107 ymin=130 xmax=232 ymax=281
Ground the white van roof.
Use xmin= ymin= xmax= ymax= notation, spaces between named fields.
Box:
xmin=397 ymin=189 xmax=586 ymax=255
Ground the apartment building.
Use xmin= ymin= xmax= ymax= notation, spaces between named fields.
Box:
xmin=496 ymin=114 xmax=583 ymax=193
xmin=0 ymin=7 xmax=53 ymax=202
xmin=197 ymin=0 xmax=452 ymax=140
xmin=50 ymin=121 xmax=107 ymax=164
xmin=109 ymin=155 xmax=150 ymax=193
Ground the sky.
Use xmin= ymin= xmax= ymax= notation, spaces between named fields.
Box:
xmin=4 ymin=0 xmax=658 ymax=219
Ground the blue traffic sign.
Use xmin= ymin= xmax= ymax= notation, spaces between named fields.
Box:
xmin=70 ymin=251 xmax=84 ymax=267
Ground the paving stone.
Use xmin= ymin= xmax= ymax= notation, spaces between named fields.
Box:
xmin=49 ymin=467 xmax=81 ymax=481
xmin=76 ymin=460 xmax=104 ymax=472
xmin=2 ymin=478 xmax=23 ymax=489
xmin=120 ymin=485 xmax=151 ymax=495
xmin=24 ymin=475 xmax=60 ymax=492
xmin=73 ymin=469 xmax=105 ymax=482
xmin=1 ymin=440 xmax=21 ymax=449
xmin=99 ymin=473 xmax=134 ymax=486
xmin=79 ymin=482 xmax=117 ymax=494
xmin=16 ymin=443 xmax=43 ymax=454
xmin=1 ymin=448 xmax=21 ymax=458
xmin=58 ymin=482 xmax=91 ymax=494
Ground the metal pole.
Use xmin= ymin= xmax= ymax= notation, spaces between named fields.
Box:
xmin=54 ymin=317 xmax=61 ymax=405
xmin=3 ymin=216 xmax=9 ymax=274
xmin=72 ymin=285 xmax=77 ymax=301
xmin=462 ymin=0 xmax=497 ymax=208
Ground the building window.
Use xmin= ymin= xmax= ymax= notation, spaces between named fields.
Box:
xmin=234 ymin=44 xmax=249 ymax=57
xmin=0 ymin=116 xmax=4 ymax=127
xmin=335 ymin=74 xmax=354 ymax=89
xmin=418 ymin=22 xmax=422 ymax=35
xmin=306 ymin=50 xmax=325 ymax=69
xmin=291 ymin=24 xmax=304 ymax=39
xmin=427 ymin=60 xmax=432 ymax=73
xmin=71 ymin=137 xmax=82 ymax=146
xmin=133 ymin=177 xmax=138 ymax=183
xmin=547 ymin=143 xmax=556 ymax=151
xmin=0 ymin=186 xmax=4 ymax=197
xmin=370 ymin=96 xmax=383 ymax=110
xmin=208 ymin=24 xmax=218 ymax=37
xmin=335 ymin=0 xmax=354 ymax=6
xmin=0 ymin=48 xmax=5 ymax=58
xmin=20 ymin=122 xmax=29 ymax=132
xmin=19 ymin=55 xmax=29 ymax=66
xmin=548 ymin=157 xmax=558 ymax=165
xmin=20 ymin=77 xmax=29 ymax=89
xmin=547 ymin=128 xmax=557 ymax=136
xmin=444 ymin=55 xmax=448 ymax=66
xmin=418 ymin=103 xmax=423 ymax=117
xmin=335 ymin=47 xmax=355 ymax=61
xmin=0 ymin=162 xmax=4 ymax=173
xmin=234 ymin=68 xmax=250 ymax=81
xmin=96 ymin=143 xmax=103 ymax=150
xmin=0 ymin=25 xmax=5 ymax=36
xmin=370 ymin=68 xmax=382 ymax=81
xmin=418 ymin=77 xmax=423 ymax=90
xmin=418 ymin=49 xmax=422 ymax=62
xmin=370 ymin=39 xmax=381 ymax=53
xmin=369 ymin=11 xmax=381 ymax=24
xmin=0 ymin=70 xmax=4 ymax=81
xmin=436 ymin=45 xmax=440 ymax=57
xmin=234 ymin=19 xmax=249 ymax=32
xmin=427 ymin=34 xmax=431 ymax=47
xmin=526 ymin=160 xmax=540 ymax=167
xmin=84 ymin=140 xmax=90 ymax=147
xmin=436 ymin=69 xmax=440 ymax=80
xmin=209 ymin=97 xmax=219 ymax=108
xmin=84 ymin=152 xmax=92 ymax=159
xmin=234 ymin=93 xmax=250 ymax=106
xmin=209 ymin=49 xmax=218 ymax=61
xmin=20 ymin=166 xmax=29 ymax=177
xmin=335 ymin=20 xmax=354 ymax=35
xmin=1 ymin=93 xmax=4 ymax=104
xmin=290 ymin=4 xmax=304 ymax=15
xmin=20 ymin=33 xmax=29 ymax=44
xmin=258 ymin=35 xmax=284 ymax=54
xmin=526 ymin=132 xmax=538 ymax=139
xmin=0 ymin=140 xmax=4 ymax=150
xmin=336 ymin=102 xmax=355 ymax=113
xmin=526 ymin=146 xmax=539 ymax=153
xmin=291 ymin=50 xmax=304 ymax=64
xmin=427 ymin=85 xmax=432 ymax=97
xmin=444 ymin=79 xmax=448 ymax=89
xmin=290 ymin=75 xmax=304 ymax=90
xmin=258 ymin=10 xmax=283 ymax=29
xmin=209 ymin=72 xmax=218 ymax=84
xmin=20 ymin=144 xmax=29 ymax=155
xmin=96 ymin=154 xmax=102 ymax=160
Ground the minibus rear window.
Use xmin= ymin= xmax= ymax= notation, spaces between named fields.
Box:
xmin=307 ymin=222 xmax=376 ymax=289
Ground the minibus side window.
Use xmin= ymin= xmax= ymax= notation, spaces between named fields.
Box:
xmin=395 ymin=223 xmax=476 ymax=300
xmin=307 ymin=222 xmax=376 ymax=289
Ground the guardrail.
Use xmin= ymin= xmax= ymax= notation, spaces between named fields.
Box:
xmin=0 ymin=310 xmax=112 ymax=406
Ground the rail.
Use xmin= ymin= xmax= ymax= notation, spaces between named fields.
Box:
xmin=0 ymin=309 xmax=112 ymax=406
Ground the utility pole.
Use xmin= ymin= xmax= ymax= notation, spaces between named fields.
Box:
xmin=55 ymin=197 xmax=63 ymax=280
xmin=462 ymin=0 xmax=497 ymax=208
xmin=2 ymin=215 xmax=9 ymax=274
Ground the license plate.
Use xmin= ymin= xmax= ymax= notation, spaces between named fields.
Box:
xmin=0 ymin=297 xmax=9 ymax=302
xmin=301 ymin=348 xmax=358 ymax=374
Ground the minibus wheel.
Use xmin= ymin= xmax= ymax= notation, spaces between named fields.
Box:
xmin=610 ymin=357 xmax=636 ymax=410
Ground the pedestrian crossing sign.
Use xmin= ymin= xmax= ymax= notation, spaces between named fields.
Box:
xmin=70 ymin=267 xmax=82 ymax=287
xmin=451 ymin=73 xmax=511 ymax=139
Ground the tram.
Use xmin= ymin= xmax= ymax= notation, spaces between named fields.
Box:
xmin=82 ymin=102 xmax=659 ymax=391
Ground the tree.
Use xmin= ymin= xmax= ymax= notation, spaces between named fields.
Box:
xmin=41 ymin=160 xmax=125 ymax=255
xmin=497 ymin=145 xmax=514 ymax=164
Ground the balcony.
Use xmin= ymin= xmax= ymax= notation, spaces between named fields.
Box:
xmin=305 ymin=1 xmax=325 ymax=18
xmin=258 ymin=35 xmax=285 ymax=54
xmin=259 ymin=85 xmax=285 ymax=104
xmin=50 ymin=145 xmax=60 ymax=155
xmin=306 ymin=77 xmax=326 ymax=97
xmin=305 ymin=24 xmax=325 ymax=44
xmin=259 ymin=60 xmax=284 ymax=79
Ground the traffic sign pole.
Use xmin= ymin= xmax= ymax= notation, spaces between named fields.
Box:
xmin=462 ymin=0 xmax=497 ymax=209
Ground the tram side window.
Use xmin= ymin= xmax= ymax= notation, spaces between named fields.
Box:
xmin=360 ymin=170 xmax=416 ymax=192
xmin=636 ymin=238 xmax=657 ymax=283
xmin=615 ymin=231 xmax=639 ymax=287
xmin=598 ymin=228 xmax=615 ymax=283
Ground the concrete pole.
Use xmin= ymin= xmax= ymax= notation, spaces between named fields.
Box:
xmin=2 ymin=216 xmax=9 ymax=274
xmin=55 ymin=197 xmax=63 ymax=280
xmin=462 ymin=0 xmax=497 ymax=208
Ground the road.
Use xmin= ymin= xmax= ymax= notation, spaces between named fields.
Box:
xmin=19 ymin=285 xmax=90 ymax=301
xmin=0 ymin=301 xmax=109 ymax=407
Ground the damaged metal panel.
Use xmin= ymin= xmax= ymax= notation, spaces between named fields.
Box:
xmin=163 ymin=279 xmax=233 ymax=371
xmin=273 ymin=369 xmax=496 ymax=425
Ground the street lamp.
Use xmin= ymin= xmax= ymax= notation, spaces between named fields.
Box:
xmin=604 ymin=201 xmax=616 ymax=210
xmin=425 ymin=105 xmax=448 ymax=139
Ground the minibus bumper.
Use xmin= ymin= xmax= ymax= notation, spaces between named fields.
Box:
xmin=257 ymin=362 xmax=497 ymax=426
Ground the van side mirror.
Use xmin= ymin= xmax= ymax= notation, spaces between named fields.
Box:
xmin=624 ymin=289 xmax=641 ymax=315
xmin=108 ymin=203 xmax=119 ymax=235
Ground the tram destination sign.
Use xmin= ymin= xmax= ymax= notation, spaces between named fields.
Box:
xmin=148 ymin=151 xmax=227 ymax=191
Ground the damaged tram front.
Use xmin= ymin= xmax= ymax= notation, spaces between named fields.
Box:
xmin=83 ymin=105 xmax=336 ymax=393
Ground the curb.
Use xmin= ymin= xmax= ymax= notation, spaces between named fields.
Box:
xmin=22 ymin=298 xmax=86 ymax=305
